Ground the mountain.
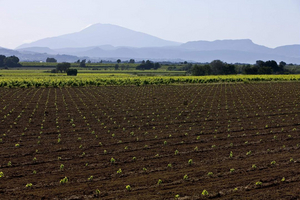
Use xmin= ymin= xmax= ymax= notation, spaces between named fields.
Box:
xmin=180 ymin=39 xmax=271 ymax=54
xmin=17 ymin=23 xmax=180 ymax=49
xmin=9 ymin=24 xmax=300 ymax=63
xmin=0 ymin=47 xmax=79 ymax=62
xmin=272 ymin=45 xmax=300 ymax=58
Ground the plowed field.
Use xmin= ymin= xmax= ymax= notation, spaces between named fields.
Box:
xmin=1 ymin=83 xmax=300 ymax=199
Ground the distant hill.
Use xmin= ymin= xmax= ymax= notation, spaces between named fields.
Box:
xmin=17 ymin=23 xmax=180 ymax=49
xmin=180 ymin=39 xmax=271 ymax=54
xmin=272 ymin=45 xmax=300 ymax=58
xmin=0 ymin=47 xmax=78 ymax=62
xmin=8 ymin=23 xmax=300 ymax=64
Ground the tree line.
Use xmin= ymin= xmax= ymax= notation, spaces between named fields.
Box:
xmin=0 ymin=55 xmax=22 ymax=68
xmin=190 ymin=60 xmax=291 ymax=76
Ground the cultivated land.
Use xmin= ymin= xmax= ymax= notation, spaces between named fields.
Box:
xmin=1 ymin=83 xmax=300 ymax=199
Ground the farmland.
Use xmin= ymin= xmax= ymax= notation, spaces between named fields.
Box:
xmin=1 ymin=82 xmax=300 ymax=199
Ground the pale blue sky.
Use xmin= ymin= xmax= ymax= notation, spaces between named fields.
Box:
xmin=0 ymin=0 xmax=299 ymax=49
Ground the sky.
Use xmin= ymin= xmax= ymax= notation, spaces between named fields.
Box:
xmin=0 ymin=0 xmax=299 ymax=49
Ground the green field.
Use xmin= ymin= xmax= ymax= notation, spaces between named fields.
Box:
xmin=2 ymin=69 xmax=300 ymax=87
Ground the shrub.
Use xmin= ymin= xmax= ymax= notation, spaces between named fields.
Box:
xmin=66 ymin=69 xmax=78 ymax=76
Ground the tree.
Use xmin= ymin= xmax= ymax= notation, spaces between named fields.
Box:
xmin=67 ymin=69 xmax=77 ymax=76
xmin=56 ymin=62 xmax=71 ymax=73
xmin=153 ymin=62 xmax=161 ymax=70
xmin=0 ymin=55 xmax=6 ymax=67
xmin=46 ymin=57 xmax=57 ymax=63
xmin=129 ymin=59 xmax=135 ymax=63
xmin=191 ymin=65 xmax=211 ymax=76
xmin=114 ymin=64 xmax=119 ymax=70
xmin=4 ymin=56 xmax=21 ymax=68
xmin=80 ymin=59 xmax=86 ymax=68
xmin=210 ymin=60 xmax=226 ymax=75
xmin=117 ymin=59 xmax=121 ymax=64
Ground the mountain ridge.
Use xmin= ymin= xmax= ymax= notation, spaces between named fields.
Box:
xmin=17 ymin=23 xmax=180 ymax=49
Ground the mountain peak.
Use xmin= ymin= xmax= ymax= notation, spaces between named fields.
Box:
xmin=17 ymin=24 xmax=180 ymax=49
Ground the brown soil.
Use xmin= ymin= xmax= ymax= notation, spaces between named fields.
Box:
xmin=1 ymin=83 xmax=300 ymax=199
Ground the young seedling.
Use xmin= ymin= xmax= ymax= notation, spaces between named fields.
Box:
xmin=255 ymin=181 xmax=262 ymax=186
xmin=132 ymin=157 xmax=136 ymax=161
xmin=110 ymin=157 xmax=115 ymax=164
xmin=157 ymin=179 xmax=163 ymax=185
xmin=175 ymin=194 xmax=180 ymax=199
xmin=174 ymin=150 xmax=179 ymax=155
xmin=183 ymin=174 xmax=188 ymax=180
xmin=60 ymin=176 xmax=68 ymax=184
xmin=167 ymin=163 xmax=172 ymax=168
xmin=88 ymin=176 xmax=93 ymax=181
xmin=229 ymin=151 xmax=233 ymax=158
xmin=230 ymin=168 xmax=235 ymax=173
xmin=252 ymin=164 xmax=257 ymax=169
xmin=271 ymin=161 xmax=276 ymax=165
xmin=202 ymin=190 xmax=209 ymax=196
xmin=126 ymin=185 xmax=131 ymax=191
xmin=95 ymin=189 xmax=101 ymax=196
xmin=0 ymin=172 xmax=4 ymax=178
xmin=143 ymin=167 xmax=147 ymax=172
xmin=15 ymin=144 xmax=20 ymax=147
xmin=188 ymin=159 xmax=193 ymax=165
xmin=25 ymin=183 xmax=33 ymax=188
xmin=117 ymin=168 xmax=122 ymax=174
xmin=207 ymin=172 xmax=213 ymax=176
xmin=281 ymin=177 xmax=285 ymax=182
xmin=60 ymin=164 xmax=64 ymax=171
xmin=194 ymin=146 xmax=198 ymax=151
xmin=246 ymin=151 xmax=252 ymax=156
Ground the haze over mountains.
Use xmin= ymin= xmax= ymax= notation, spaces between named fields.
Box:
xmin=2 ymin=23 xmax=299 ymax=63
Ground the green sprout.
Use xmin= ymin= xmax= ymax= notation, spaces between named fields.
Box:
xmin=188 ymin=159 xmax=193 ymax=165
xmin=15 ymin=144 xmax=20 ymax=147
xmin=117 ymin=168 xmax=122 ymax=174
xmin=183 ymin=174 xmax=188 ymax=180
xmin=256 ymin=181 xmax=262 ymax=186
xmin=202 ymin=190 xmax=209 ymax=196
xmin=281 ymin=177 xmax=285 ymax=182
xmin=157 ymin=179 xmax=163 ymax=185
xmin=0 ymin=172 xmax=4 ymax=178
xmin=60 ymin=176 xmax=68 ymax=184
xmin=88 ymin=176 xmax=93 ymax=181
xmin=229 ymin=151 xmax=233 ymax=158
xmin=175 ymin=194 xmax=180 ymax=199
xmin=26 ymin=183 xmax=33 ymax=188
xmin=230 ymin=168 xmax=235 ymax=173
xmin=60 ymin=164 xmax=64 ymax=171
xmin=252 ymin=164 xmax=257 ymax=169
xmin=207 ymin=172 xmax=213 ymax=176
xmin=132 ymin=157 xmax=136 ymax=161
xmin=110 ymin=157 xmax=115 ymax=164
xmin=271 ymin=161 xmax=276 ymax=165
xmin=174 ymin=150 xmax=179 ymax=155
xmin=95 ymin=189 xmax=101 ymax=196
xmin=126 ymin=185 xmax=131 ymax=191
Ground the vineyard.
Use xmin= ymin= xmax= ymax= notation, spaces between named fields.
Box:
xmin=1 ymin=82 xmax=300 ymax=199
xmin=2 ymin=72 xmax=300 ymax=87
